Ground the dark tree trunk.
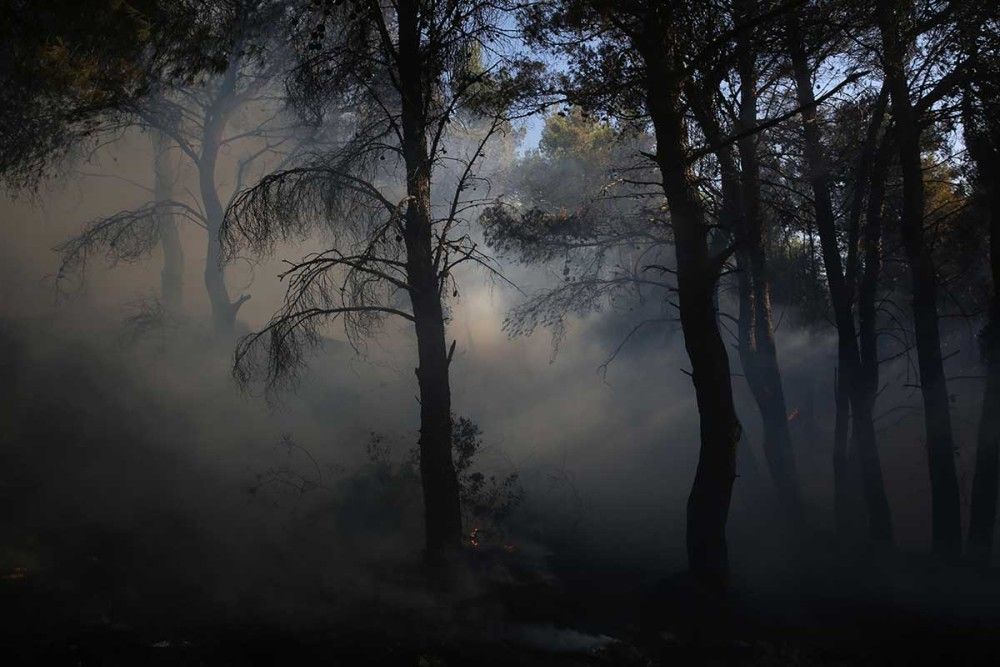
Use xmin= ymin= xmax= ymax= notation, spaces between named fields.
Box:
xmin=858 ymin=139 xmax=889 ymax=414
xmin=786 ymin=12 xmax=893 ymax=543
xmin=841 ymin=100 xmax=891 ymax=546
xmin=690 ymin=77 xmax=803 ymax=530
xmin=968 ymin=245 xmax=1000 ymax=566
xmin=199 ymin=116 xmax=241 ymax=336
xmin=151 ymin=129 xmax=184 ymax=315
xmin=965 ymin=84 xmax=1000 ymax=566
xmin=732 ymin=3 xmax=804 ymax=529
xmin=195 ymin=64 xmax=251 ymax=337
xmin=397 ymin=0 xmax=463 ymax=564
xmin=640 ymin=17 xmax=742 ymax=593
xmin=877 ymin=0 xmax=961 ymax=561
xmin=833 ymin=365 xmax=852 ymax=540
xmin=828 ymin=132 xmax=894 ymax=548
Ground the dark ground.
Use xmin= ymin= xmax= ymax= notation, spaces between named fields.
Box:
xmin=4 ymin=540 xmax=1000 ymax=666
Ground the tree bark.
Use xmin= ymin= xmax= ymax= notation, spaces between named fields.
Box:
xmin=732 ymin=0 xmax=804 ymax=529
xmin=397 ymin=0 xmax=463 ymax=564
xmin=786 ymin=11 xmax=893 ymax=543
xmin=965 ymin=80 xmax=1000 ymax=566
xmin=151 ymin=129 xmax=184 ymax=315
xmin=833 ymin=365 xmax=852 ymax=539
xmin=968 ymin=243 xmax=1000 ymax=566
xmin=639 ymin=14 xmax=742 ymax=593
xmin=199 ymin=99 xmax=242 ymax=337
xmin=858 ymin=139 xmax=889 ymax=418
xmin=877 ymin=0 xmax=961 ymax=560
xmin=689 ymin=73 xmax=803 ymax=530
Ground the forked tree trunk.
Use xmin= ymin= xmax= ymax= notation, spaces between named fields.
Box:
xmin=640 ymin=16 xmax=742 ymax=593
xmin=397 ymin=0 xmax=463 ymax=564
xmin=732 ymin=3 xmax=804 ymax=529
xmin=835 ymin=96 xmax=890 ymax=545
xmin=786 ymin=12 xmax=893 ymax=544
xmin=840 ymin=135 xmax=891 ymax=547
xmin=877 ymin=0 xmax=961 ymax=560
xmin=199 ymin=111 xmax=244 ymax=337
xmin=690 ymin=78 xmax=803 ymax=530
xmin=151 ymin=130 xmax=184 ymax=315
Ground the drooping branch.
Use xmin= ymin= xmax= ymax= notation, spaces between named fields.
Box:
xmin=55 ymin=200 xmax=206 ymax=293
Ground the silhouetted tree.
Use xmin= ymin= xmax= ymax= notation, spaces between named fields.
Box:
xmin=55 ymin=1 xmax=306 ymax=335
xmin=876 ymin=0 xmax=963 ymax=560
xmin=520 ymin=0 xmax=754 ymax=592
xmin=784 ymin=2 xmax=894 ymax=545
xmin=222 ymin=0 xmax=539 ymax=565
xmin=962 ymin=3 xmax=1000 ymax=566
xmin=684 ymin=0 xmax=805 ymax=531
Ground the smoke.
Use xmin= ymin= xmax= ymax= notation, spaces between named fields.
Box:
xmin=0 ymin=108 xmax=992 ymax=647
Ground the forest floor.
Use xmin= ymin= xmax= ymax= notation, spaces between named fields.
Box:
xmin=3 ymin=544 xmax=1000 ymax=666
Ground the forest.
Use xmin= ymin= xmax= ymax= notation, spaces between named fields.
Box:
xmin=0 ymin=0 xmax=998 ymax=664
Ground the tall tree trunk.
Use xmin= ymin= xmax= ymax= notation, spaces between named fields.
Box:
xmin=970 ymin=303 xmax=1000 ymax=566
xmin=690 ymin=76 xmax=803 ymax=530
xmin=397 ymin=0 xmax=463 ymax=564
xmin=640 ymin=16 xmax=742 ymax=593
xmin=786 ymin=12 xmax=893 ymax=543
xmin=199 ymin=113 xmax=243 ymax=336
xmin=841 ymin=135 xmax=891 ymax=547
xmin=151 ymin=129 xmax=184 ymax=315
xmin=965 ymin=83 xmax=1000 ymax=566
xmin=835 ymin=95 xmax=891 ymax=546
xmin=877 ymin=0 xmax=961 ymax=560
xmin=732 ymin=0 xmax=804 ymax=529
xmin=858 ymin=139 xmax=889 ymax=419
xmin=833 ymin=365 xmax=852 ymax=539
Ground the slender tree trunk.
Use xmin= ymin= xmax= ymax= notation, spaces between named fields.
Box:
xmin=877 ymin=0 xmax=961 ymax=560
xmin=833 ymin=365 xmax=852 ymax=539
xmin=397 ymin=0 xmax=463 ymax=564
xmin=151 ymin=129 xmax=184 ymax=315
xmin=965 ymin=84 xmax=1000 ymax=566
xmin=970 ymin=338 xmax=1000 ymax=565
xmin=640 ymin=18 xmax=742 ymax=593
xmin=786 ymin=13 xmax=893 ymax=543
xmin=199 ymin=118 xmax=242 ymax=336
xmin=832 ymin=135 xmax=891 ymax=548
xmin=692 ymin=88 xmax=803 ymax=529
xmin=732 ymin=3 xmax=804 ymax=529
xmin=858 ymin=139 xmax=889 ymax=416
xmin=966 ymin=210 xmax=999 ymax=564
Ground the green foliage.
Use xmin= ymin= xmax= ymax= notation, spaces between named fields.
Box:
xmin=519 ymin=108 xmax=620 ymax=210
xmin=0 ymin=0 xmax=270 ymax=188
xmin=539 ymin=107 xmax=616 ymax=158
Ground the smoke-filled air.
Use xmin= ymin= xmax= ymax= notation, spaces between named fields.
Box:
xmin=1 ymin=1 xmax=999 ymax=664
